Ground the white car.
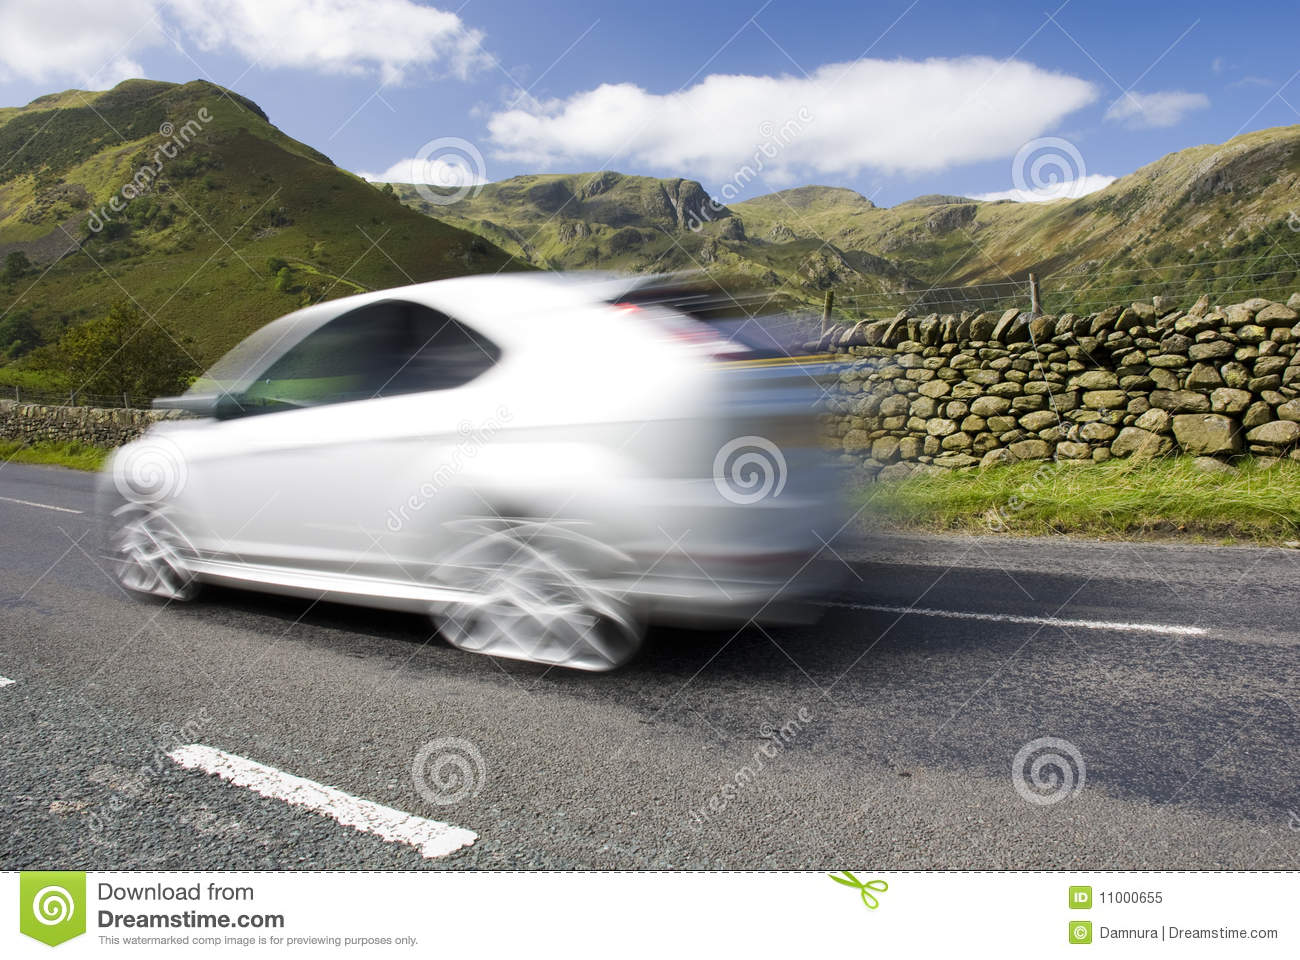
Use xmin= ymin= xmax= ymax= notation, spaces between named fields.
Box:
xmin=99 ymin=273 xmax=844 ymax=670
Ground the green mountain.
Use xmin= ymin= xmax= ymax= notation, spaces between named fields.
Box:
xmin=0 ymin=78 xmax=517 ymax=376
xmin=390 ymin=125 xmax=1300 ymax=318
xmin=389 ymin=171 xmax=917 ymax=310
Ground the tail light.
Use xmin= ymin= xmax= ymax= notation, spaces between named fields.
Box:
xmin=612 ymin=302 xmax=753 ymax=362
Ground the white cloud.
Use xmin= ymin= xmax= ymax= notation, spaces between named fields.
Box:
xmin=0 ymin=0 xmax=159 ymax=87
xmin=970 ymin=173 xmax=1117 ymax=203
xmin=166 ymin=0 xmax=487 ymax=83
xmin=356 ymin=157 xmax=487 ymax=186
xmin=0 ymin=0 xmax=485 ymax=88
xmin=486 ymin=56 xmax=1098 ymax=182
xmin=1104 ymin=90 xmax=1209 ymax=129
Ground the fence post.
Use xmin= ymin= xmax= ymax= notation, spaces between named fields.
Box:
xmin=821 ymin=290 xmax=835 ymax=336
xmin=1028 ymin=273 xmax=1042 ymax=316
xmin=123 ymin=392 xmax=130 ymax=409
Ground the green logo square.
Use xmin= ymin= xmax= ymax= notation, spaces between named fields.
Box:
xmin=19 ymin=872 xmax=86 ymax=946
xmin=1069 ymin=885 xmax=1092 ymax=909
xmin=1069 ymin=920 xmax=1093 ymax=944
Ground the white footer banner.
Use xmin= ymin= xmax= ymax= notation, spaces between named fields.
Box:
xmin=4 ymin=871 xmax=1293 ymax=956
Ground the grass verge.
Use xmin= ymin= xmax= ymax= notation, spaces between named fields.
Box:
xmin=0 ymin=440 xmax=109 ymax=471
xmin=856 ymin=455 xmax=1300 ymax=543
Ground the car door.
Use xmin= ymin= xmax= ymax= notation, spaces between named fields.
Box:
xmin=175 ymin=298 xmax=504 ymax=581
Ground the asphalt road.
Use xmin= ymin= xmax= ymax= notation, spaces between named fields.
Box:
xmin=1 ymin=461 xmax=1298 ymax=870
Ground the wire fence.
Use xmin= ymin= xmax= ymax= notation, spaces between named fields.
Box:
xmin=829 ymin=250 xmax=1300 ymax=320
xmin=3 ymin=387 xmax=145 ymax=409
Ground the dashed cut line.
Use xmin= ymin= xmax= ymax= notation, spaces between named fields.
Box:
xmin=167 ymin=744 xmax=477 ymax=859
xmin=0 ymin=494 xmax=83 ymax=514
xmin=822 ymin=601 xmax=1206 ymax=637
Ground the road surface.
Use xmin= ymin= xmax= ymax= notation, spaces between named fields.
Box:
xmin=1 ymin=462 xmax=1297 ymax=869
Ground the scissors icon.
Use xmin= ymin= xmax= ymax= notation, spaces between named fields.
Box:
xmin=828 ymin=871 xmax=888 ymax=909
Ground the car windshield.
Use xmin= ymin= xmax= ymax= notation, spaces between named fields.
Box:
xmin=185 ymin=308 xmax=333 ymax=398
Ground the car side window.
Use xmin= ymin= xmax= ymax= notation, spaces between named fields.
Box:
xmin=236 ymin=300 xmax=498 ymax=413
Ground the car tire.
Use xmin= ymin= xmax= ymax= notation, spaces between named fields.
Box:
xmin=105 ymin=502 xmax=200 ymax=602
xmin=430 ymin=516 xmax=643 ymax=671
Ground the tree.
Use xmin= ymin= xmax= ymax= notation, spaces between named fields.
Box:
xmin=3 ymin=251 xmax=32 ymax=282
xmin=0 ymin=312 xmax=42 ymax=359
xmin=56 ymin=302 xmax=198 ymax=401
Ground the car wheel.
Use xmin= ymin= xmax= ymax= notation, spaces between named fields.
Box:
xmin=107 ymin=503 xmax=200 ymax=602
xmin=431 ymin=517 xmax=643 ymax=671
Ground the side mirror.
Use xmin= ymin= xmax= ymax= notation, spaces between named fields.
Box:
xmin=152 ymin=393 xmax=244 ymax=420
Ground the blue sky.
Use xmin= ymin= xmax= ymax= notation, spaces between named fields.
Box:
xmin=1 ymin=0 xmax=1297 ymax=206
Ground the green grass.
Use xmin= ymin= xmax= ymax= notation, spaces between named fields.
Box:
xmin=857 ymin=456 xmax=1300 ymax=543
xmin=0 ymin=439 xmax=108 ymax=471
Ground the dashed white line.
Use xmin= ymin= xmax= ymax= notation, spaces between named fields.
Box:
xmin=0 ymin=494 xmax=83 ymax=514
xmin=167 ymin=744 xmax=477 ymax=859
xmin=822 ymin=601 xmax=1206 ymax=637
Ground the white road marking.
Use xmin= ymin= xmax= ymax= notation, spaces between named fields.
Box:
xmin=0 ymin=494 xmax=83 ymax=514
xmin=167 ymin=744 xmax=477 ymax=859
xmin=822 ymin=601 xmax=1206 ymax=637
xmin=0 ymin=676 xmax=14 ymax=687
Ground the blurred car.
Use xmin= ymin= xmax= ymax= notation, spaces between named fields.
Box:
xmin=98 ymin=273 xmax=845 ymax=670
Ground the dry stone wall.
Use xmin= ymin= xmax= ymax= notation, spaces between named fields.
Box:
xmin=0 ymin=399 xmax=184 ymax=448
xmin=816 ymin=292 xmax=1300 ymax=481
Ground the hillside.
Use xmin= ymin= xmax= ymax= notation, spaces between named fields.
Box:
xmin=390 ymin=171 xmax=919 ymax=309
xmin=734 ymin=124 xmax=1300 ymax=310
xmin=0 ymin=78 xmax=517 ymax=375
xmin=388 ymin=125 xmax=1300 ymax=318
